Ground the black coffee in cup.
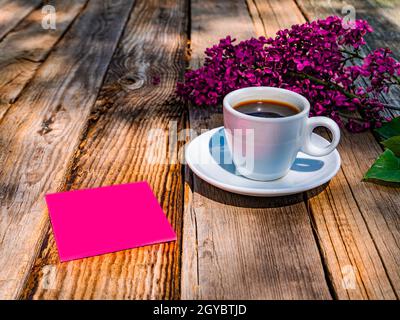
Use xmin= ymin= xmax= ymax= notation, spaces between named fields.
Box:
xmin=234 ymin=99 xmax=300 ymax=118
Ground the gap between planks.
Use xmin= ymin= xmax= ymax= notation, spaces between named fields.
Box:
xmin=0 ymin=0 xmax=90 ymax=123
xmin=0 ymin=0 xmax=42 ymax=42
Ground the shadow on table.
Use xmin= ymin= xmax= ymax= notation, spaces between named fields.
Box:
xmin=186 ymin=167 xmax=328 ymax=209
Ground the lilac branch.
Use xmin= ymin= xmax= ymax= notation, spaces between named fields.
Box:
xmin=290 ymin=72 xmax=400 ymax=111
xmin=289 ymin=71 xmax=359 ymax=99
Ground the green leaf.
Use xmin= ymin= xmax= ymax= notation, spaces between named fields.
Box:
xmin=382 ymin=136 xmax=400 ymax=157
xmin=375 ymin=117 xmax=400 ymax=140
xmin=364 ymin=149 xmax=400 ymax=185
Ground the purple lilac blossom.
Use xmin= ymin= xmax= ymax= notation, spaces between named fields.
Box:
xmin=176 ymin=16 xmax=400 ymax=132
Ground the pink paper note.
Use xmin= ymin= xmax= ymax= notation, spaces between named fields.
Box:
xmin=45 ymin=182 xmax=176 ymax=262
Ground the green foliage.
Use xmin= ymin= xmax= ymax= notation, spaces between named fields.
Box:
xmin=365 ymin=117 xmax=400 ymax=186
xmin=381 ymin=136 xmax=400 ymax=157
xmin=364 ymin=150 xmax=400 ymax=185
xmin=375 ymin=117 xmax=400 ymax=140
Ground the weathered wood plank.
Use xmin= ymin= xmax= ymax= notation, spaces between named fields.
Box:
xmin=306 ymin=133 xmax=399 ymax=299
xmin=292 ymin=0 xmax=400 ymax=299
xmin=0 ymin=0 xmax=135 ymax=300
xmin=0 ymin=0 xmax=88 ymax=121
xmin=21 ymin=0 xmax=188 ymax=300
xmin=0 ymin=0 xmax=41 ymax=41
xmin=182 ymin=0 xmax=332 ymax=299
xmin=247 ymin=0 xmax=305 ymax=37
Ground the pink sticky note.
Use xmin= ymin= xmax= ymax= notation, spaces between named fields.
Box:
xmin=45 ymin=182 xmax=176 ymax=262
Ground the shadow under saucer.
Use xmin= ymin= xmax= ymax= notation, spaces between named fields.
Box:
xmin=186 ymin=169 xmax=328 ymax=208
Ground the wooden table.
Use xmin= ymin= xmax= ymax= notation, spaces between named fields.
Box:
xmin=0 ymin=0 xmax=399 ymax=300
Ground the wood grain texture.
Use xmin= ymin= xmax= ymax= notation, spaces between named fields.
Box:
xmin=290 ymin=0 xmax=400 ymax=299
xmin=247 ymin=0 xmax=306 ymax=37
xmin=0 ymin=0 xmax=135 ymax=300
xmin=0 ymin=0 xmax=41 ymax=41
xmin=0 ymin=0 xmax=88 ymax=121
xmin=305 ymin=132 xmax=399 ymax=299
xmin=21 ymin=0 xmax=188 ymax=300
xmin=182 ymin=0 xmax=332 ymax=300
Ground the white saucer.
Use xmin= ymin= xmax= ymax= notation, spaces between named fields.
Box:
xmin=185 ymin=127 xmax=341 ymax=197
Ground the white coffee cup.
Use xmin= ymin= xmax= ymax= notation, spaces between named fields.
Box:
xmin=223 ymin=87 xmax=340 ymax=181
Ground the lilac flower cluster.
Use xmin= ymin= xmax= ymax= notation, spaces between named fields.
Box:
xmin=176 ymin=16 xmax=400 ymax=132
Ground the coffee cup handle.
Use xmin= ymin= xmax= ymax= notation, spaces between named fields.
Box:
xmin=301 ymin=117 xmax=341 ymax=157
